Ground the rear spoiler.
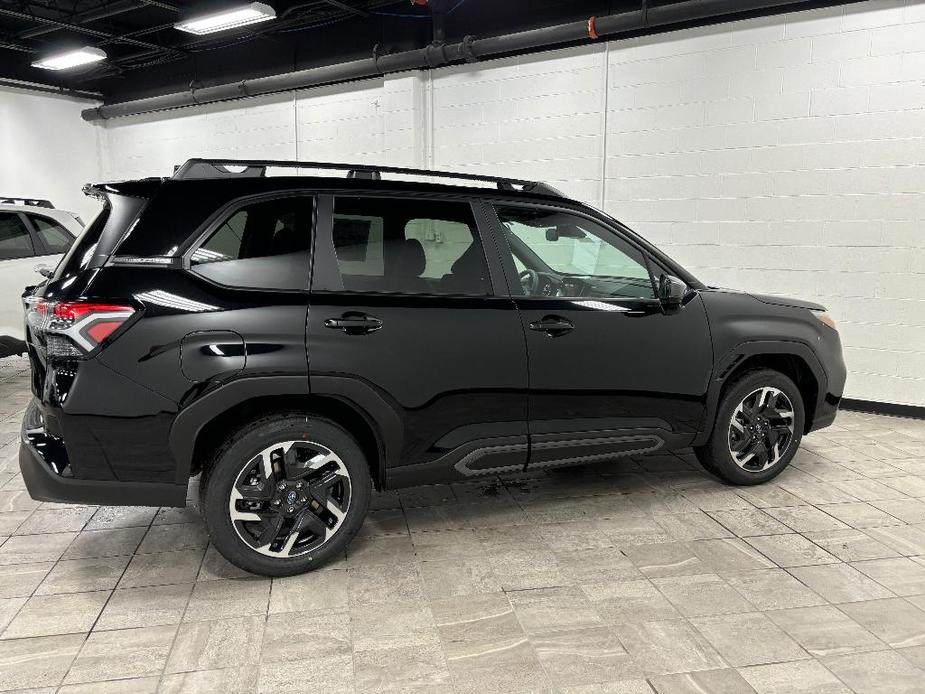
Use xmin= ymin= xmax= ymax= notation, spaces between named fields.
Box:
xmin=82 ymin=178 xmax=165 ymax=200
xmin=0 ymin=197 xmax=53 ymax=208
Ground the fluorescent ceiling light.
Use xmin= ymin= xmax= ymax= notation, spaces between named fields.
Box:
xmin=32 ymin=47 xmax=106 ymax=71
xmin=175 ymin=2 xmax=276 ymax=35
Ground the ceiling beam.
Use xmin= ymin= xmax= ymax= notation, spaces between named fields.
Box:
xmin=17 ymin=0 xmax=177 ymax=40
xmin=320 ymin=1 xmax=371 ymax=17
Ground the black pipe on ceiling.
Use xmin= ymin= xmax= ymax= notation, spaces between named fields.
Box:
xmin=81 ymin=0 xmax=819 ymax=121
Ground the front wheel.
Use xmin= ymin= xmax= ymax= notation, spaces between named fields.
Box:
xmin=695 ymin=369 xmax=804 ymax=486
xmin=201 ymin=414 xmax=371 ymax=576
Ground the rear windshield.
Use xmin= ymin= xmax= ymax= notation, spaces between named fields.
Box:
xmin=53 ymin=194 xmax=147 ymax=280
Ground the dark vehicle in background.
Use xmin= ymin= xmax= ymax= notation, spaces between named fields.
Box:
xmin=19 ymin=159 xmax=846 ymax=576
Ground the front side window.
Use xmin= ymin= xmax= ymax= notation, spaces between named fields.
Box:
xmin=496 ymin=205 xmax=655 ymax=300
xmin=191 ymin=196 xmax=312 ymax=290
xmin=29 ymin=216 xmax=74 ymax=254
xmin=331 ymin=197 xmax=490 ymax=296
xmin=0 ymin=213 xmax=34 ymax=260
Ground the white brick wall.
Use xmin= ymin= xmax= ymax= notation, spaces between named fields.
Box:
xmin=92 ymin=0 xmax=925 ymax=406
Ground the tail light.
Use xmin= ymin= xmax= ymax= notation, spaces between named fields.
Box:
xmin=27 ymin=299 xmax=136 ymax=358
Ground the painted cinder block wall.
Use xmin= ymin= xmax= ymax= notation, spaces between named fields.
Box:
xmin=90 ymin=0 xmax=925 ymax=406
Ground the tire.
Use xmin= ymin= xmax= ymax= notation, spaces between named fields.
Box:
xmin=694 ymin=369 xmax=804 ymax=486
xmin=201 ymin=413 xmax=371 ymax=576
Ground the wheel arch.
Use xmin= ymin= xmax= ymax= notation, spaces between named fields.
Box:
xmin=170 ymin=376 xmax=389 ymax=489
xmin=695 ymin=340 xmax=827 ymax=446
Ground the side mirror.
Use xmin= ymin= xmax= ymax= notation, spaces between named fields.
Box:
xmin=658 ymin=274 xmax=686 ymax=308
xmin=34 ymin=264 xmax=53 ymax=279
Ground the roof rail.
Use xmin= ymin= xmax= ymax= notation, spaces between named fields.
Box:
xmin=0 ymin=197 xmax=54 ymax=208
xmin=171 ymin=159 xmax=566 ymax=197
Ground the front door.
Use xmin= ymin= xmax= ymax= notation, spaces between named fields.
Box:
xmin=488 ymin=203 xmax=713 ymax=469
xmin=308 ymin=194 xmax=528 ymax=485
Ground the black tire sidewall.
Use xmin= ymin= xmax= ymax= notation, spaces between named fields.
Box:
xmin=202 ymin=414 xmax=371 ymax=576
xmin=703 ymin=369 xmax=805 ymax=486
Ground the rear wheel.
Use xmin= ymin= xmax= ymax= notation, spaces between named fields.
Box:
xmin=201 ymin=414 xmax=371 ymax=576
xmin=695 ymin=369 xmax=804 ymax=486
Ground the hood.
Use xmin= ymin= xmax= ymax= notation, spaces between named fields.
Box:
xmin=748 ymin=292 xmax=826 ymax=312
xmin=705 ymin=288 xmax=826 ymax=312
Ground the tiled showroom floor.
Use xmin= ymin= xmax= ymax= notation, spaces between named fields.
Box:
xmin=1 ymin=355 xmax=925 ymax=693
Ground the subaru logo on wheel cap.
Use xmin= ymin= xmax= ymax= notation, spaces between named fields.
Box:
xmin=286 ymin=490 xmax=297 ymax=505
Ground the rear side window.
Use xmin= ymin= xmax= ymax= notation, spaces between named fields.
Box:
xmin=331 ymin=197 xmax=490 ymax=296
xmin=191 ymin=196 xmax=313 ymax=290
xmin=0 ymin=213 xmax=34 ymax=260
xmin=29 ymin=216 xmax=73 ymax=254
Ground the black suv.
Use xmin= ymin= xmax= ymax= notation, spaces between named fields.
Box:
xmin=20 ymin=159 xmax=846 ymax=576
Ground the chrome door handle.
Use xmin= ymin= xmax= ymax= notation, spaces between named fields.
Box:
xmin=323 ymin=314 xmax=383 ymax=334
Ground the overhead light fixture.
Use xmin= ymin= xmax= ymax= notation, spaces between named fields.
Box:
xmin=174 ymin=2 xmax=276 ymax=35
xmin=32 ymin=47 xmax=106 ymax=71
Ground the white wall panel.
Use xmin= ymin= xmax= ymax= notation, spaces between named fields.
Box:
xmin=89 ymin=0 xmax=925 ymax=406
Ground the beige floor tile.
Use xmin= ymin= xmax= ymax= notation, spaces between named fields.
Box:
xmin=257 ymin=653 xmax=354 ymax=693
xmin=488 ymin=548 xmax=567 ymax=590
xmin=745 ymin=533 xmax=839 ymax=567
xmin=822 ymin=650 xmax=925 ymax=694
xmin=349 ymin=562 xmax=426 ymax=606
xmin=61 ymin=527 xmax=146 ymax=560
xmin=354 ymin=642 xmax=451 ymax=693
xmin=864 ymin=524 xmax=925 ymax=556
xmin=118 ymin=549 xmax=204 ymax=588
xmin=268 ymin=568 xmax=347 ymax=614
xmin=871 ymin=498 xmax=925 ymax=524
xmin=652 ymin=573 xmax=754 ymax=617
xmin=653 ymin=512 xmax=734 ymax=541
xmin=622 ymin=542 xmax=707 ymax=578
xmin=817 ymin=501 xmax=905 ymax=528
xmin=691 ymin=612 xmax=808 ymax=666
xmin=765 ymin=605 xmax=885 ymax=656
xmin=58 ymin=676 xmax=159 ymax=693
xmin=95 ymin=583 xmax=192 ymax=630
xmin=582 ymin=578 xmax=681 ymax=624
xmin=2 ymin=591 xmax=110 ymax=638
xmin=0 ymin=532 xmax=76 ymax=565
xmin=839 ymin=597 xmax=925 ymax=648
xmin=738 ymin=659 xmax=850 ymax=693
xmin=64 ymin=624 xmax=177 ymax=684
xmin=616 ymin=619 xmax=725 ymax=676
xmin=196 ymin=544 xmax=255 ymax=581
xmin=708 ymin=508 xmax=793 ymax=537
xmin=353 ymin=600 xmax=438 ymax=652
xmin=34 ymin=555 xmax=130 ymax=595
xmin=160 ymin=667 xmax=259 ymax=693
xmin=0 ymin=562 xmax=53 ymax=598
xmin=689 ymin=538 xmax=776 ymax=574
xmin=13 ymin=507 xmax=96 ymax=535
xmin=509 ymin=586 xmax=604 ymax=635
xmin=419 ymin=557 xmax=501 ymax=598
xmin=167 ymin=615 xmax=264 ymax=673
xmin=790 ymin=563 xmax=895 ymax=603
xmin=649 ymin=668 xmax=755 ymax=694
xmin=805 ymin=528 xmax=902 ymax=561
xmin=137 ymin=523 xmax=209 ymax=554
xmin=261 ymin=610 xmax=345 ymax=663
xmin=533 ymin=626 xmax=638 ymax=687
xmin=0 ymin=633 xmax=84 ymax=691
xmin=183 ymin=577 xmax=271 ymax=622
xmin=733 ymin=484 xmax=807 ymax=509
xmin=725 ymin=568 xmax=826 ymax=610
xmin=84 ymin=507 xmax=157 ymax=531
xmin=764 ymin=505 xmax=850 ymax=533
xmin=555 ymin=547 xmax=642 ymax=584
xmin=851 ymin=556 xmax=925 ymax=596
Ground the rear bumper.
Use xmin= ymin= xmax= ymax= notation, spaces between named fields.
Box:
xmin=20 ymin=414 xmax=187 ymax=508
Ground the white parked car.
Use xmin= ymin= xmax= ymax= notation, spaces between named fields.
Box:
xmin=0 ymin=198 xmax=82 ymax=357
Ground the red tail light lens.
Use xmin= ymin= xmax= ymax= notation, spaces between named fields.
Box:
xmin=27 ymin=299 xmax=136 ymax=358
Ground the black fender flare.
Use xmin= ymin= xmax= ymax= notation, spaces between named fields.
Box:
xmin=169 ymin=374 xmax=403 ymax=485
xmin=693 ymin=339 xmax=828 ymax=448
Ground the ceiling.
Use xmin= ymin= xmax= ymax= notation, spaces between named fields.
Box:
xmin=1 ymin=0 xmax=852 ymax=105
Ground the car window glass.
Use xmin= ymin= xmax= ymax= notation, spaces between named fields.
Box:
xmin=30 ymin=216 xmax=73 ymax=254
xmin=331 ymin=197 xmax=489 ymax=296
xmin=496 ymin=205 xmax=655 ymax=300
xmin=0 ymin=213 xmax=34 ymax=260
xmin=191 ymin=196 xmax=312 ymax=290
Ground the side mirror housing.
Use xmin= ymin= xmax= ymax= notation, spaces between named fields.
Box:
xmin=34 ymin=264 xmax=53 ymax=279
xmin=658 ymin=274 xmax=686 ymax=308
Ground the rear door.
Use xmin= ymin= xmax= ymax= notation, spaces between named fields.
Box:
xmin=487 ymin=202 xmax=713 ymax=469
xmin=307 ymin=194 xmax=528 ymax=485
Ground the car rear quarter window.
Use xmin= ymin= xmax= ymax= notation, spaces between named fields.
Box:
xmin=29 ymin=215 xmax=74 ymax=254
xmin=190 ymin=195 xmax=313 ymax=291
xmin=330 ymin=197 xmax=490 ymax=296
xmin=0 ymin=213 xmax=34 ymax=260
